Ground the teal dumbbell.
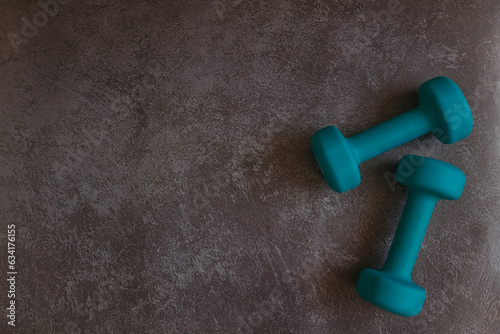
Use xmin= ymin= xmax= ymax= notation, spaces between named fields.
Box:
xmin=356 ymin=155 xmax=466 ymax=317
xmin=311 ymin=77 xmax=473 ymax=193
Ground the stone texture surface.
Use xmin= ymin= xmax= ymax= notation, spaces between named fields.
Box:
xmin=1 ymin=0 xmax=499 ymax=333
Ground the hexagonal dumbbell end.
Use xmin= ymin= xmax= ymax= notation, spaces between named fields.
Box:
xmin=356 ymin=155 xmax=466 ymax=317
xmin=311 ymin=77 xmax=473 ymax=192
xmin=310 ymin=126 xmax=360 ymax=193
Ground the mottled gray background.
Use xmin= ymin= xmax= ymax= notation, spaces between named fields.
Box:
xmin=1 ymin=0 xmax=499 ymax=333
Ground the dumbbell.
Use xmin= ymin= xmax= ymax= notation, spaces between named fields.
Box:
xmin=311 ymin=76 xmax=473 ymax=193
xmin=356 ymin=155 xmax=466 ymax=317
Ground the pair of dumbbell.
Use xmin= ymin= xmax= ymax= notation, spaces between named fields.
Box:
xmin=311 ymin=77 xmax=473 ymax=316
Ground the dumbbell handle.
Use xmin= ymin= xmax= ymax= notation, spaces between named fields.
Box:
xmin=348 ymin=105 xmax=434 ymax=164
xmin=381 ymin=191 xmax=438 ymax=277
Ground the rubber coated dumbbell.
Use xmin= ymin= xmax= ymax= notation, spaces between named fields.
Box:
xmin=311 ymin=77 xmax=473 ymax=193
xmin=356 ymin=155 xmax=466 ymax=317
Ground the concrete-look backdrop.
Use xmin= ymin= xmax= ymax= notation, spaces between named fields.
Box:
xmin=1 ymin=0 xmax=499 ymax=333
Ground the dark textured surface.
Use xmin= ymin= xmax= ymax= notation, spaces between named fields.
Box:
xmin=1 ymin=0 xmax=499 ymax=333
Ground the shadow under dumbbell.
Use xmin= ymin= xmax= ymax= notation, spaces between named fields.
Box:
xmin=350 ymin=162 xmax=406 ymax=283
xmin=312 ymin=161 xmax=406 ymax=308
xmin=265 ymin=85 xmax=418 ymax=193
xmin=268 ymin=87 xmax=429 ymax=309
xmin=262 ymin=128 xmax=326 ymax=192
xmin=311 ymin=92 xmax=423 ymax=307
